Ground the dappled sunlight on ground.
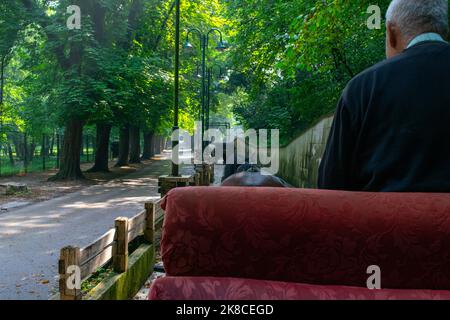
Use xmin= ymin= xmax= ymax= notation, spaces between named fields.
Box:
xmin=0 ymin=159 xmax=157 ymax=208
xmin=0 ymin=152 xmax=176 ymax=300
xmin=62 ymin=196 xmax=154 ymax=210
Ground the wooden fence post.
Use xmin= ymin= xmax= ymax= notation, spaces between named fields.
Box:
xmin=195 ymin=165 xmax=204 ymax=186
xmin=144 ymin=202 xmax=155 ymax=244
xmin=112 ymin=217 xmax=129 ymax=273
xmin=194 ymin=172 xmax=200 ymax=186
xmin=205 ymin=165 xmax=211 ymax=186
xmin=210 ymin=164 xmax=215 ymax=183
xmin=58 ymin=246 xmax=81 ymax=300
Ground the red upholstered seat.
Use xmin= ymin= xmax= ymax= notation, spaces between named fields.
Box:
xmin=150 ymin=187 xmax=450 ymax=300
xmin=150 ymin=276 xmax=450 ymax=300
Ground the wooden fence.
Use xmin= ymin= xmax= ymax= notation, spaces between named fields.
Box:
xmin=58 ymin=199 xmax=165 ymax=300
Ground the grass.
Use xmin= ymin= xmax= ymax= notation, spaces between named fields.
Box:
xmin=80 ymin=237 xmax=146 ymax=297
xmin=0 ymin=154 xmax=96 ymax=177
xmin=81 ymin=266 xmax=115 ymax=296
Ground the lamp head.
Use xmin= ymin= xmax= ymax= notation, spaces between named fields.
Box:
xmin=183 ymin=40 xmax=194 ymax=51
xmin=215 ymin=40 xmax=228 ymax=52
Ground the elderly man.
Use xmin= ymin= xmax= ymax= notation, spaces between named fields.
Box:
xmin=318 ymin=0 xmax=450 ymax=192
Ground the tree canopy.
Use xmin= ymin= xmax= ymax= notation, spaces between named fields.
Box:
xmin=1 ymin=0 xmax=448 ymax=176
xmin=222 ymin=0 xmax=398 ymax=144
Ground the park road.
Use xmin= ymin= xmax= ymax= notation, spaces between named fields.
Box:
xmin=0 ymin=154 xmax=193 ymax=300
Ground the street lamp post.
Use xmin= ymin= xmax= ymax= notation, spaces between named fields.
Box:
xmin=0 ymin=57 xmax=4 ymax=108
xmin=158 ymin=0 xmax=194 ymax=197
xmin=206 ymin=67 xmax=211 ymax=131
xmin=206 ymin=66 xmax=224 ymax=131
xmin=0 ymin=56 xmax=5 ymax=129
xmin=184 ymin=28 xmax=227 ymax=156
xmin=159 ymin=7 xmax=228 ymax=195
xmin=171 ymin=0 xmax=181 ymax=177
xmin=0 ymin=56 xmax=6 ymax=177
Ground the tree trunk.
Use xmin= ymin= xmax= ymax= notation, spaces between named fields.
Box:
xmin=129 ymin=126 xmax=141 ymax=163
xmin=49 ymin=134 xmax=55 ymax=156
xmin=141 ymin=131 xmax=154 ymax=160
xmin=11 ymin=134 xmax=23 ymax=160
xmin=40 ymin=136 xmax=46 ymax=157
xmin=24 ymin=134 xmax=28 ymax=172
xmin=154 ymin=136 xmax=161 ymax=155
xmin=80 ymin=139 xmax=84 ymax=155
xmin=115 ymin=125 xmax=130 ymax=167
xmin=50 ymin=119 xmax=84 ymax=180
xmin=151 ymin=135 xmax=157 ymax=156
xmin=88 ymin=123 xmax=111 ymax=172
xmin=159 ymin=136 xmax=164 ymax=153
xmin=7 ymin=143 xmax=14 ymax=166
xmin=28 ymin=140 xmax=36 ymax=161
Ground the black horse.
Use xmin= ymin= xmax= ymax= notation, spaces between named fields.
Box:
xmin=221 ymin=164 xmax=291 ymax=188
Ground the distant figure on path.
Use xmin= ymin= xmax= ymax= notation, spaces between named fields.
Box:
xmin=319 ymin=0 xmax=450 ymax=192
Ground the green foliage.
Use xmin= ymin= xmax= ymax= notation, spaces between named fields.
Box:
xmin=81 ymin=267 xmax=114 ymax=295
xmin=6 ymin=0 xmax=437 ymax=151
xmin=1 ymin=0 xmax=235 ymax=141
xmin=0 ymin=0 xmax=26 ymax=60
xmin=223 ymin=0 xmax=393 ymax=143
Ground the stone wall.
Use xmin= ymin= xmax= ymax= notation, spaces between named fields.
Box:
xmin=278 ymin=115 xmax=334 ymax=188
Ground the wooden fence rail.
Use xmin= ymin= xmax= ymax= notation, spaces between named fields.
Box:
xmin=58 ymin=198 xmax=164 ymax=300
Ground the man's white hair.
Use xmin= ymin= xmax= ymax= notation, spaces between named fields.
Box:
xmin=386 ymin=0 xmax=449 ymax=38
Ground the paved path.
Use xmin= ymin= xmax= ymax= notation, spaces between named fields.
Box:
xmin=133 ymin=163 xmax=225 ymax=300
xmin=0 ymin=154 xmax=192 ymax=300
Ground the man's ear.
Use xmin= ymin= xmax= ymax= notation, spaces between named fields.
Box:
xmin=387 ymin=22 xmax=398 ymax=49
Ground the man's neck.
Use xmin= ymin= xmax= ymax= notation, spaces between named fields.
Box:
xmin=407 ymin=32 xmax=446 ymax=49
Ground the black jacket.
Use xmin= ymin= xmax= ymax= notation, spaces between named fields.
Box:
xmin=318 ymin=41 xmax=450 ymax=192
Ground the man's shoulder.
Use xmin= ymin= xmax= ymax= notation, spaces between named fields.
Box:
xmin=340 ymin=54 xmax=411 ymax=115
xmin=345 ymin=42 xmax=450 ymax=95
xmin=345 ymin=57 xmax=398 ymax=93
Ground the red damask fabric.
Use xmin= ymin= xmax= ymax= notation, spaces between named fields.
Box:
xmin=149 ymin=276 xmax=450 ymax=300
xmin=160 ymin=187 xmax=450 ymax=291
